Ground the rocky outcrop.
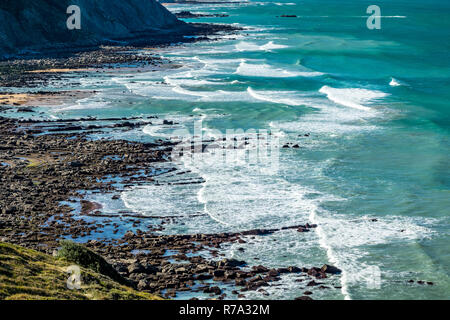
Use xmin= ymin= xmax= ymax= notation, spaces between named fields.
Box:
xmin=0 ymin=0 xmax=186 ymax=58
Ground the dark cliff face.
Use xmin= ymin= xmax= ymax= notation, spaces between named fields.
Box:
xmin=0 ymin=0 xmax=186 ymax=57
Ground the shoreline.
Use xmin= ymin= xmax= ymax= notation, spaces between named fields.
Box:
xmin=0 ymin=117 xmax=340 ymax=299
xmin=0 ymin=23 xmax=342 ymax=300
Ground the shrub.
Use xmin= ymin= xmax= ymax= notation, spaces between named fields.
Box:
xmin=56 ymin=240 xmax=128 ymax=286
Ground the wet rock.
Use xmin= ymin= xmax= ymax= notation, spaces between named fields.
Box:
xmin=235 ymin=279 xmax=247 ymax=286
xmin=213 ymin=269 xmax=225 ymax=277
xmin=203 ymin=286 xmax=222 ymax=295
xmin=268 ymin=269 xmax=280 ymax=277
xmin=197 ymin=274 xmax=213 ymax=280
xmin=306 ymin=280 xmax=320 ymax=287
xmin=252 ymin=265 xmax=269 ymax=273
xmin=17 ymin=107 xmax=34 ymax=112
xmin=218 ymin=258 xmax=246 ymax=268
xmin=69 ymin=161 xmax=84 ymax=168
xmin=321 ymin=264 xmax=342 ymax=275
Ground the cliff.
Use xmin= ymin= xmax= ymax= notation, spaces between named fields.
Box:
xmin=0 ymin=0 xmax=187 ymax=58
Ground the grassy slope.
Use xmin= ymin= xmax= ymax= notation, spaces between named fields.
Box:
xmin=0 ymin=242 xmax=162 ymax=300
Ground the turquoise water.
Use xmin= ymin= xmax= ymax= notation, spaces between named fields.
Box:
xmin=21 ymin=0 xmax=450 ymax=299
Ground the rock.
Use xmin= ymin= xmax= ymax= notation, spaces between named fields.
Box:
xmin=17 ymin=107 xmax=34 ymax=112
xmin=235 ymin=279 xmax=247 ymax=286
xmin=218 ymin=258 xmax=246 ymax=268
xmin=225 ymin=271 xmax=237 ymax=279
xmin=197 ymin=274 xmax=213 ymax=280
xmin=252 ymin=265 xmax=269 ymax=273
xmin=211 ymin=286 xmax=222 ymax=295
xmin=258 ymin=289 xmax=269 ymax=296
xmin=268 ymin=269 xmax=280 ymax=277
xmin=307 ymin=267 xmax=321 ymax=276
xmin=195 ymin=264 xmax=209 ymax=273
xmin=288 ymin=266 xmax=301 ymax=273
xmin=175 ymin=267 xmax=187 ymax=274
xmin=306 ymin=280 xmax=319 ymax=287
xmin=137 ymin=279 xmax=149 ymax=290
xmin=321 ymin=264 xmax=341 ymax=275
xmin=69 ymin=161 xmax=84 ymax=168
xmin=203 ymin=286 xmax=222 ymax=295
xmin=213 ymin=269 xmax=225 ymax=277
xmin=128 ymin=262 xmax=145 ymax=274
xmin=241 ymin=229 xmax=273 ymax=236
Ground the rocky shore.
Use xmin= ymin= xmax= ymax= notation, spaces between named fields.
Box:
xmin=0 ymin=12 xmax=344 ymax=299
xmin=0 ymin=21 xmax=241 ymax=89
xmin=0 ymin=115 xmax=344 ymax=299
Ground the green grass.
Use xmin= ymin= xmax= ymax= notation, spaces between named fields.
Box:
xmin=0 ymin=241 xmax=162 ymax=300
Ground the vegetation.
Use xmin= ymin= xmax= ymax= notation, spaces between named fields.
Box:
xmin=56 ymin=240 xmax=127 ymax=286
xmin=0 ymin=241 xmax=162 ymax=300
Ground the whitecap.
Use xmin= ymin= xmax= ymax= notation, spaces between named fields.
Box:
xmin=235 ymin=41 xmax=288 ymax=52
xmin=389 ymin=78 xmax=402 ymax=87
xmin=236 ymin=61 xmax=324 ymax=78
xmin=247 ymin=87 xmax=314 ymax=106
xmin=319 ymin=86 xmax=388 ymax=111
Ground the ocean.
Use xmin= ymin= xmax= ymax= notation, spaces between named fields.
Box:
xmin=32 ymin=0 xmax=450 ymax=299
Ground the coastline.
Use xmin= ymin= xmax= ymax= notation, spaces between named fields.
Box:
xmin=0 ymin=22 xmax=342 ymax=300
xmin=0 ymin=115 xmax=339 ymax=299
xmin=0 ymin=0 xmax=447 ymax=303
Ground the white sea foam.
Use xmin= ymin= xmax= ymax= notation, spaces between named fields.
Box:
xmin=180 ymin=133 xmax=310 ymax=229
xmin=319 ymin=86 xmax=388 ymax=111
xmin=389 ymin=78 xmax=403 ymax=87
xmin=247 ymin=87 xmax=315 ymax=106
xmin=310 ymin=208 xmax=436 ymax=300
xmin=235 ymin=41 xmax=288 ymax=52
xmin=52 ymin=96 xmax=110 ymax=112
xmin=236 ymin=61 xmax=324 ymax=78
xmin=163 ymin=75 xmax=222 ymax=87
